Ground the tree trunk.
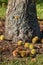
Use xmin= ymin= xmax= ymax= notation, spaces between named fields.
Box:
xmin=5 ymin=0 xmax=41 ymax=43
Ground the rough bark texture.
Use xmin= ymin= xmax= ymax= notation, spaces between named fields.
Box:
xmin=5 ymin=0 xmax=41 ymax=43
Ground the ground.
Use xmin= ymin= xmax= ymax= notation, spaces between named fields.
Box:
xmin=0 ymin=54 xmax=43 ymax=65
xmin=0 ymin=19 xmax=43 ymax=65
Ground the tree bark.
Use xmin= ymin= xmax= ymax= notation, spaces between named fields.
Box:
xmin=5 ymin=0 xmax=41 ymax=43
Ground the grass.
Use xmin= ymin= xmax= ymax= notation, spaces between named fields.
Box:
xmin=0 ymin=6 xmax=6 ymax=19
xmin=0 ymin=54 xmax=43 ymax=65
xmin=36 ymin=3 xmax=43 ymax=19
